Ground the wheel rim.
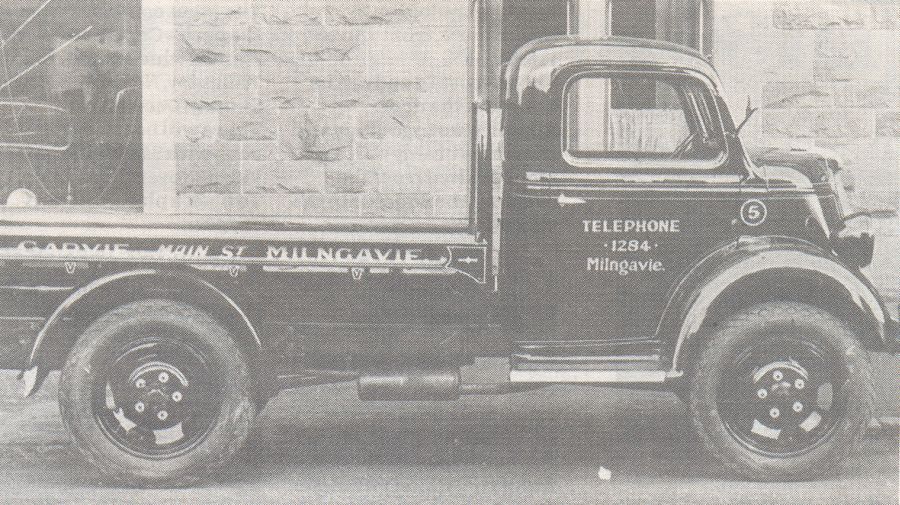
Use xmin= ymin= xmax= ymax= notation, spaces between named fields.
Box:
xmin=717 ymin=336 xmax=848 ymax=457
xmin=91 ymin=335 xmax=223 ymax=459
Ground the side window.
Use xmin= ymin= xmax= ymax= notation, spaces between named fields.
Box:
xmin=0 ymin=0 xmax=141 ymax=206
xmin=563 ymin=73 xmax=725 ymax=168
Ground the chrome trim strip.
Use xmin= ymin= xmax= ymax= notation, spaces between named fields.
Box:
xmin=0 ymin=251 xmax=447 ymax=269
xmin=509 ymin=370 xmax=670 ymax=383
xmin=513 ymin=354 xmax=660 ymax=362
xmin=525 ymin=172 xmax=742 ymax=183
xmin=0 ymin=285 xmax=74 ymax=292
xmin=525 ymin=184 xmax=752 ymax=193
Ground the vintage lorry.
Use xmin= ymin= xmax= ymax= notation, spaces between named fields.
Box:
xmin=0 ymin=33 xmax=895 ymax=486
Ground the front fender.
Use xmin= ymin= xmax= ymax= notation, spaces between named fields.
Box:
xmin=662 ymin=236 xmax=891 ymax=374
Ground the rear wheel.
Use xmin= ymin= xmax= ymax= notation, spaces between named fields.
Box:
xmin=689 ymin=302 xmax=872 ymax=481
xmin=59 ymin=299 xmax=255 ymax=487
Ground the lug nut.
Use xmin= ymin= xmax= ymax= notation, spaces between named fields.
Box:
xmin=770 ymin=407 xmax=780 ymax=419
xmin=158 ymin=372 xmax=169 ymax=384
xmin=793 ymin=402 xmax=803 ymax=413
xmin=135 ymin=378 xmax=146 ymax=389
xmin=171 ymin=391 xmax=182 ymax=402
xmin=772 ymin=371 xmax=784 ymax=381
xmin=157 ymin=410 xmax=168 ymax=421
xmin=134 ymin=402 xmax=145 ymax=413
xmin=794 ymin=379 xmax=805 ymax=390
xmin=757 ymin=388 xmax=768 ymax=399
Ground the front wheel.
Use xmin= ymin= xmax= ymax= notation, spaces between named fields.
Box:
xmin=59 ymin=299 xmax=255 ymax=487
xmin=689 ymin=302 xmax=873 ymax=481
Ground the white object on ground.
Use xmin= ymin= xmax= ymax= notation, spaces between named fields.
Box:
xmin=597 ymin=466 xmax=612 ymax=481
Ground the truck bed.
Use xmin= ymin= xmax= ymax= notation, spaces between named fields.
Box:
xmin=0 ymin=207 xmax=488 ymax=284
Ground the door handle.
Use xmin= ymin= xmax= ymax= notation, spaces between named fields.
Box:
xmin=557 ymin=193 xmax=586 ymax=207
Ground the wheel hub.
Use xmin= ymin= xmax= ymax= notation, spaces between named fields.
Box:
xmin=718 ymin=339 xmax=845 ymax=457
xmin=92 ymin=338 xmax=221 ymax=458
xmin=126 ymin=361 xmax=189 ymax=431
xmin=750 ymin=360 xmax=818 ymax=439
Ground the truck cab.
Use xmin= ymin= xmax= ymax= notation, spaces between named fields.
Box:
xmin=500 ymin=35 xmax=888 ymax=368
xmin=0 ymin=36 xmax=894 ymax=486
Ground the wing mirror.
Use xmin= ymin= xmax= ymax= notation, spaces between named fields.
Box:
xmin=0 ymin=101 xmax=72 ymax=152
xmin=735 ymin=96 xmax=759 ymax=135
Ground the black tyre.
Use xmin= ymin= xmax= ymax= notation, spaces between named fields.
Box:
xmin=689 ymin=302 xmax=873 ymax=481
xmin=59 ymin=299 xmax=255 ymax=487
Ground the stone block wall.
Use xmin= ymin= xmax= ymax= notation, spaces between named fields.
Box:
xmin=157 ymin=0 xmax=472 ymax=221
xmin=716 ymin=0 xmax=899 ymax=213
xmin=714 ymin=0 xmax=900 ymax=312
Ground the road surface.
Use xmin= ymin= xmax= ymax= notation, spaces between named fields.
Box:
xmin=0 ymin=372 xmax=895 ymax=504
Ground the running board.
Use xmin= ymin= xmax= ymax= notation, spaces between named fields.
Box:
xmin=509 ymin=369 xmax=670 ymax=384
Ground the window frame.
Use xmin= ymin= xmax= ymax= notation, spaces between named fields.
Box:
xmin=559 ymin=68 xmax=729 ymax=172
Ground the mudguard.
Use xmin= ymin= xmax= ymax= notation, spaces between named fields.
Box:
xmin=661 ymin=236 xmax=893 ymax=374
xmin=22 ymin=269 xmax=261 ymax=396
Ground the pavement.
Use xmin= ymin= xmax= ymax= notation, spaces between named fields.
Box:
xmin=0 ymin=372 xmax=895 ymax=505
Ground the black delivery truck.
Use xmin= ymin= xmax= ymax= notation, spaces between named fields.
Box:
xmin=0 ymin=35 xmax=895 ymax=486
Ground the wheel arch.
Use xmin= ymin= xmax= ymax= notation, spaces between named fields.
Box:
xmin=664 ymin=243 xmax=890 ymax=375
xmin=25 ymin=268 xmax=262 ymax=396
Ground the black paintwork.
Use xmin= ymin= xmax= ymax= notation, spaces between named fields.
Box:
xmin=0 ymin=37 xmax=893 ymax=388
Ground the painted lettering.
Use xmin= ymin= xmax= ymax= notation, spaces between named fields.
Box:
xmin=582 ymin=219 xmax=681 ymax=234
xmin=587 ymin=257 xmax=666 ymax=276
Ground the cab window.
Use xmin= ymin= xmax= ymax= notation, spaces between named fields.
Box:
xmin=563 ymin=73 xmax=725 ymax=169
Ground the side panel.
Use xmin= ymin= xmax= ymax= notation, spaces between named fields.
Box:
xmin=0 ymin=230 xmax=493 ymax=378
xmin=259 ymin=274 xmax=493 ymax=369
xmin=0 ymin=285 xmax=73 ymax=369
xmin=501 ymin=180 xmax=740 ymax=342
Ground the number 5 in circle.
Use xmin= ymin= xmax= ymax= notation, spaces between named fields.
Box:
xmin=740 ymin=199 xmax=768 ymax=227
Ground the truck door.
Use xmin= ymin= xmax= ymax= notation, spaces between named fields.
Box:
xmin=502 ymin=70 xmax=744 ymax=344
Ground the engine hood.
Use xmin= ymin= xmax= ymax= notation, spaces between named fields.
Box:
xmin=748 ymin=146 xmax=841 ymax=187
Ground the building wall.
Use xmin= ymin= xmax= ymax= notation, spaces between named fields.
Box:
xmin=714 ymin=0 xmax=900 ymax=316
xmin=148 ymin=0 xmax=472 ymax=221
xmin=714 ymin=0 xmax=900 ymax=417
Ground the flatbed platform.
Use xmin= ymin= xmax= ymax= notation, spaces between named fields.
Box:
xmin=0 ymin=213 xmax=488 ymax=284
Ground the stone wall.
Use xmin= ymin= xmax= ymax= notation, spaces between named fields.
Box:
xmin=714 ymin=0 xmax=900 ymax=312
xmin=715 ymin=0 xmax=898 ymax=213
xmin=156 ymin=0 xmax=472 ymax=221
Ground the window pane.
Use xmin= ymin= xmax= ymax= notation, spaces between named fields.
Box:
xmin=612 ymin=0 xmax=707 ymax=52
xmin=565 ymin=75 xmax=723 ymax=163
xmin=0 ymin=0 xmax=141 ymax=206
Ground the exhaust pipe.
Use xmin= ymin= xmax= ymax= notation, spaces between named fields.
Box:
xmin=358 ymin=370 xmax=460 ymax=401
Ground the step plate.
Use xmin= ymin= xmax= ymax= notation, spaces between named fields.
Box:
xmin=509 ymin=369 xmax=668 ymax=384
xmin=511 ymin=354 xmax=662 ymax=372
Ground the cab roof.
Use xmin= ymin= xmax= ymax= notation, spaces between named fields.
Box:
xmin=505 ymin=35 xmax=723 ymax=103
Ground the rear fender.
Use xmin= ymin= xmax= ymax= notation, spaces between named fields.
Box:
xmin=23 ymin=269 xmax=262 ymax=396
xmin=663 ymin=237 xmax=891 ymax=374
